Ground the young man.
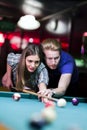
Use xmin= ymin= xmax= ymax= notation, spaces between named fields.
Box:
xmin=2 ymin=38 xmax=79 ymax=97
xmin=39 ymin=38 xmax=79 ymax=97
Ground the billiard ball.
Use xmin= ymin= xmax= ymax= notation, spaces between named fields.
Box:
xmin=72 ymin=97 xmax=79 ymax=105
xmin=44 ymin=100 xmax=56 ymax=108
xmin=41 ymin=107 xmax=57 ymax=123
xmin=57 ymin=98 xmax=67 ymax=107
xmin=29 ymin=113 xmax=46 ymax=129
xmin=12 ymin=93 xmax=21 ymax=101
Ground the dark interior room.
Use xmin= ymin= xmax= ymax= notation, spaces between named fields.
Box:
xmin=0 ymin=1 xmax=87 ymax=130
xmin=0 ymin=0 xmax=87 ymax=97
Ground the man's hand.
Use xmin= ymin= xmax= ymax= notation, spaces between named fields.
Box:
xmin=38 ymin=89 xmax=53 ymax=96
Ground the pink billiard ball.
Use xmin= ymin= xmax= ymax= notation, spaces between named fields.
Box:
xmin=12 ymin=93 xmax=21 ymax=101
xmin=45 ymin=100 xmax=56 ymax=108
xmin=72 ymin=98 xmax=79 ymax=105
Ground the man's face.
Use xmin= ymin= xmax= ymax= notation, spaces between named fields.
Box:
xmin=44 ymin=50 xmax=60 ymax=69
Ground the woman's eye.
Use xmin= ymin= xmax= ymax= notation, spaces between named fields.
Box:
xmin=28 ymin=60 xmax=32 ymax=63
xmin=35 ymin=61 xmax=40 ymax=64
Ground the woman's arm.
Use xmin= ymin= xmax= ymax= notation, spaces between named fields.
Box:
xmin=2 ymin=53 xmax=21 ymax=89
xmin=38 ymin=66 xmax=49 ymax=91
xmin=2 ymin=64 xmax=13 ymax=88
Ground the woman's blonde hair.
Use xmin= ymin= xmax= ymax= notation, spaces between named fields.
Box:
xmin=16 ymin=43 xmax=42 ymax=90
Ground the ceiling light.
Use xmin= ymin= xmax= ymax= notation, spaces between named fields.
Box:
xmin=17 ymin=15 xmax=40 ymax=30
xmin=22 ymin=0 xmax=43 ymax=17
xmin=46 ymin=18 xmax=71 ymax=35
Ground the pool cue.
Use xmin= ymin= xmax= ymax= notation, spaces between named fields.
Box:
xmin=23 ymin=89 xmax=58 ymax=102
xmin=11 ymin=86 xmax=58 ymax=102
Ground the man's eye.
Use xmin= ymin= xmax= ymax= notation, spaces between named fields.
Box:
xmin=55 ymin=57 xmax=59 ymax=60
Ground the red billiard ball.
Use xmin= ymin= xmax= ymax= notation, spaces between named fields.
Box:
xmin=45 ymin=100 xmax=56 ymax=108
xmin=12 ymin=93 xmax=21 ymax=101
xmin=72 ymin=98 xmax=79 ymax=105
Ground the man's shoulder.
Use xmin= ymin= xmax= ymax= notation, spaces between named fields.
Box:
xmin=61 ymin=50 xmax=74 ymax=60
xmin=59 ymin=51 xmax=75 ymax=67
xmin=61 ymin=50 xmax=70 ymax=55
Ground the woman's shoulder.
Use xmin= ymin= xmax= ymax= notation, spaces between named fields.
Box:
xmin=8 ymin=52 xmax=21 ymax=57
xmin=39 ymin=62 xmax=46 ymax=68
xmin=37 ymin=62 xmax=46 ymax=72
xmin=7 ymin=53 xmax=21 ymax=65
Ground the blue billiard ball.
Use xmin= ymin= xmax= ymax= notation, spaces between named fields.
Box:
xmin=72 ymin=98 xmax=79 ymax=105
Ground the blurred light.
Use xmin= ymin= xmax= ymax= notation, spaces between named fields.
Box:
xmin=75 ymin=58 xmax=84 ymax=67
xmin=0 ymin=17 xmax=3 ymax=20
xmin=10 ymin=36 xmax=22 ymax=50
xmin=17 ymin=15 xmax=40 ymax=30
xmin=61 ymin=42 xmax=69 ymax=50
xmin=83 ymin=32 xmax=87 ymax=36
xmin=29 ymin=38 xmax=34 ymax=43
xmin=22 ymin=0 xmax=43 ymax=17
xmin=46 ymin=18 xmax=71 ymax=35
xmin=25 ymin=0 xmax=43 ymax=8
xmin=29 ymin=37 xmax=40 ymax=44
xmin=0 ymin=33 xmax=5 ymax=47
xmin=33 ymin=38 xmax=40 ymax=44
xmin=0 ymin=33 xmax=5 ymax=43
xmin=21 ymin=38 xmax=28 ymax=49
xmin=81 ymin=44 xmax=84 ymax=56
xmin=7 ymin=32 xmax=21 ymax=40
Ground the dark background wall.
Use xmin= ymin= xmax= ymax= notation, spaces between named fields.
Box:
xmin=0 ymin=3 xmax=87 ymax=97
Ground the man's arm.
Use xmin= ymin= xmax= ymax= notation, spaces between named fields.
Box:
xmin=52 ymin=73 xmax=72 ymax=97
xmin=38 ymin=73 xmax=72 ymax=98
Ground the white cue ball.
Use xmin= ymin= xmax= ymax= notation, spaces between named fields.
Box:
xmin=57 ymin=98 xmax=67 ymax=107
xmin=13 ymin=93 xmax=21 ymax=101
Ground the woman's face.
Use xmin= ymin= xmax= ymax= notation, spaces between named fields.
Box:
xmin=25 ymin=55 xmax=40 ymax=72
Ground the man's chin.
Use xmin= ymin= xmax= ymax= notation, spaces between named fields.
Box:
xmin=50 ymin=66 xmax=57 ymax=70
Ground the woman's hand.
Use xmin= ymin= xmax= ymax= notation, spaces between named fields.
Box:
xmin=2 ymin=72 xmax=13 ymax=89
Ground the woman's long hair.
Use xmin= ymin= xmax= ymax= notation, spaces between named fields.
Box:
xmin=16 ymin=43 xmax=42 ymax=90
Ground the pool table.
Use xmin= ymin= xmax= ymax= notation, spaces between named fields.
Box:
xmin=0 ymin=91 xmax=87 ymax=130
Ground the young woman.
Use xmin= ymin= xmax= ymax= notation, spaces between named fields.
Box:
xmin=3 ymin=43 xmax=49 ymax=92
